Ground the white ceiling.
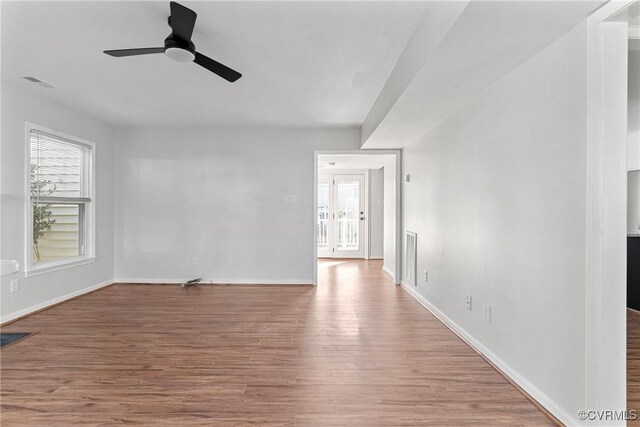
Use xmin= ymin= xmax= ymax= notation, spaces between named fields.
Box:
xmin=318 ymin=154 xmax=390 ymax=170
xmin=1 ymin=1 xmax=427 ymax=128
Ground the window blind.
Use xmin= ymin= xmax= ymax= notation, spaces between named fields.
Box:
xmin=30 ymin=130 xmax=91 ymax=203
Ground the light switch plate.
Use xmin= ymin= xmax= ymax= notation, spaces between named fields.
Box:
xmin=10 ymin=279 xmax=20 ymax=293
xmin=483 ymin=304 xmax=492 ymax=323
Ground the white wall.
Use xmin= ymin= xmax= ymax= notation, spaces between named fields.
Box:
xmin=382 ymin=158 xmax=396 ymax=278
xmin=0 ymin=82 xmax=115 ymax=322
xmin=369 ymin=168 xmax=384 ymax=259
xmin=402 ymin=22 xmax=588 ymax=424
xmin=114 ymin=127 xmax=359 ymax=283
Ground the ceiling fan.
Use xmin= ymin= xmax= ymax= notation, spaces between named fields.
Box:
xmin=104 ymin=1 xmax=241 ymax=82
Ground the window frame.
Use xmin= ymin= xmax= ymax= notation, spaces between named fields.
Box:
xmin=24 ymin=122 xmax=96 ymax=276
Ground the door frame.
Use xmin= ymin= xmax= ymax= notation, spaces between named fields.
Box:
xmin=585 ymin=0 xmax=634 ymax=422
xmin=313 ymin=150 xmax=402 ymax=285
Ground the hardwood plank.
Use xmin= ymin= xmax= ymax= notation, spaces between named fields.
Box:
xmin=1 ymin=259 xmax=556 ymax=425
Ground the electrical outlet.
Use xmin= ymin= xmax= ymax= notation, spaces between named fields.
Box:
xmin=465 ymin=295 xmax=472 ymax=311
xmin=225 ymin=257 xmax=232 ymax=266
xmin=423 ymin=270 xmax=428 ymax=282
xmin=192 ymin=257 xmax=198 ymax=265
xmin=483 ymin=304 xmax=492 ymax=323
xmin=10 ymin=279 xmax=20 ymax=293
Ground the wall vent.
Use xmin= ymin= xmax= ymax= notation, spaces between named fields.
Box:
xmin=405 ymin=231 xmax=417 ymax=286
xmin=22 ymin=76 xmax=55 ymax=89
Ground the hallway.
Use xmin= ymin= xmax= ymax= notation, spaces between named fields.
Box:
xmin=1 ymin=260 xmax=555 ymax=425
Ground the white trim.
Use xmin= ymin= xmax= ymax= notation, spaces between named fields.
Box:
xmin=395 ymin=151 xmax=402 ymax=285
xmin=1 ymin=279 xmax=113 ymax=324
xmin=629 ymin=131 xmax=640 ymax=171
xmin=24 ymin=121 xmax=97 ymax=276
xmin=382 ymin=265 xmax=395 ymax=280
xmin=115 ymin=278 xmax=314 ymax=285
xmin=313 ymin=152 xmax=319 ymax=285
xmin=399 ymin=281 xmax=577 ymax=427
xmin=24 ymin=256 xmax=96 ymax=278
xmin=585 ymin=1 xmax=631 ymax=420
xmin=25 ymin=122 xmax=97 ymax=149
xmin=365 ymin=170 xmax=370 ymax=260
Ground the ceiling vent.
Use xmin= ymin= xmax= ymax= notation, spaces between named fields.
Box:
xmin=22 ymin=76 xmax=55 ymax=89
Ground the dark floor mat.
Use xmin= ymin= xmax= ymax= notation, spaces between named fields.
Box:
xmin=1 ymin=333 xmax=32 ymax=348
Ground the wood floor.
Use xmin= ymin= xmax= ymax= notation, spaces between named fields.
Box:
xmin=1 ymin=259 xmax=555 ymax=426
xmin=629 ymin=309 xmax=640 ymax=426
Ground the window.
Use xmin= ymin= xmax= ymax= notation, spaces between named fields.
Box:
xmin=27 ymin=124 xmax=95 ymax=274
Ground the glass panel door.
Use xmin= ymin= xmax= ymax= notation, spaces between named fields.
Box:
xmin=333 ymin=175 xmax=365 ymax=258
xmin=317 ymin=180 xmax=330 ymax=257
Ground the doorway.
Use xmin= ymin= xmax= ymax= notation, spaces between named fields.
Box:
xmin=313 ymin=150 xmax=401 ymax=285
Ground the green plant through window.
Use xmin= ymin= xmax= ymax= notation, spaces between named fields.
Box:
xmin=31 ymin=164 xmax=56 ymax=262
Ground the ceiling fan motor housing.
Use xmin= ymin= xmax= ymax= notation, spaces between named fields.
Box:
xmin=164 ymin=35 xmax=195 ymax=62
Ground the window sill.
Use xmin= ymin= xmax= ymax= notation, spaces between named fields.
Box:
xmin=25 ymin=256 xmax=96 ymax=278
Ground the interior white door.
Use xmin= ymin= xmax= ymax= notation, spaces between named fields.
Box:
xmin=332 ymin=174 xmax=365 ymax=258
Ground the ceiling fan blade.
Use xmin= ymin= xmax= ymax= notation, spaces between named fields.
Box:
xmin=170 ymin=1 xmax=197 ymax=42
xmin=104 ymin=47 xmax=165 ymax=57
xmin=194 ymin=52 xmax=242 ymax=82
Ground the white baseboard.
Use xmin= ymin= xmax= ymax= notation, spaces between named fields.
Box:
xmin=1 ymin=279 xmax=114 ymax=324
xmin=381 ymin=265 xmax=395 ymax=282
xmin=115 ymin=278 xmax=314 ymax=285
xmin=399 ymin=281 xmax=578 ymax=427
